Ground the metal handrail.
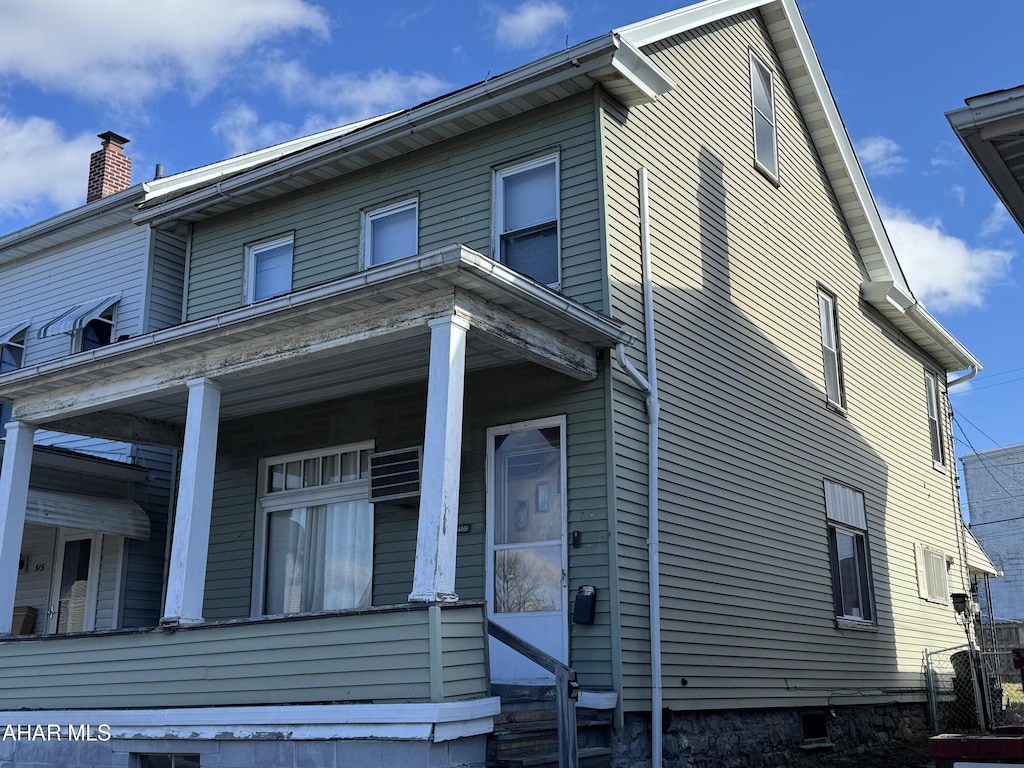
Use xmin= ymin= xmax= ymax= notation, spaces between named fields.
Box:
xmin=488 ymin=620 xmax=578 ymax=768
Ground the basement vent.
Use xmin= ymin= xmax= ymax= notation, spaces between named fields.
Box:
xmin=368 ymin=447 xmax=422 ymax=503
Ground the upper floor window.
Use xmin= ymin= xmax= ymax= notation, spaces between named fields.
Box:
xmin=824 ymin=480 xmax=873 ymax=625
xmin=749 ymin=52 xmax=778 ymax=179
xmin=0 ymin=325 xmax=26 ymax=425
xmin=37 ymin=294 xmax=120 ymax=354
xmin=494 ymin=154 xmax=560 ymax=286
xmin=80 ymin=307 xmax=114 ymax=352
xmin=246 ymin=235 xmax=293 ymax=303
xmin=924 ymin=371 xmax=945 ymax=466
xmin=364 ymin=198 xmax=418 ymax=267
xmin=817 ymin=287 xmax=845 ymax=408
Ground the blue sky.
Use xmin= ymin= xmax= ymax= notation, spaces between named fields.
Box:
xmin=0 ymin=0 xmax=1021 ymax=513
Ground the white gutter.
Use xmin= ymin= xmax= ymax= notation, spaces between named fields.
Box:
xmin=615 ymin=167 xmax=662 ymax=767
xmin=134 ymin=35 xmax=673 ymax=228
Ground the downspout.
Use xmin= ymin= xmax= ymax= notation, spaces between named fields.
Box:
xmin=614 ymin=166 xmax=662 ymax=766
xmin=947 ymin=363 xmax=978 ymax=390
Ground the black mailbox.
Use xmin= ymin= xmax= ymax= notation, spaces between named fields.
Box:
xmin=573 ymin=585 xmax=597 ymax=624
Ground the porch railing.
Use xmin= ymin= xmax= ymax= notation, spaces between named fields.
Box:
xmin=0 ymin=602 xmax=487 ymax=711
xmin=488 ymin=619 xmax=579 ymax=768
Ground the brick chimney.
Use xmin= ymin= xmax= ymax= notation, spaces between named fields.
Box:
xmin=86 ymin=131 xmax=132 ymax=203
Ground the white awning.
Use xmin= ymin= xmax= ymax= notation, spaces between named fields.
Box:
xmin=964 ymin=524 xmax=999 ymax=578
xmin=26 ymin=489 xmax=150 ymax=540
xmin=37 ymin=294 xmax=119 ymax=338
xmin=0 ymin=321 xmax=29 ymax=345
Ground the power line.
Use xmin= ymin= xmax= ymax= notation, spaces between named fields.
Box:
xmin=954 ymin=416 xmax=1015 ymax=501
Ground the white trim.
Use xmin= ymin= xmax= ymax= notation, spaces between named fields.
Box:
xmin=492 ymin=153 xmax=561 ymax=288
xmin=245 ymin=234 xmax=294 ymax=304
xmin=0 ymin=698 xmax=502 ymax=743
xmin=363 ymin=197 xmax=419 ymax=268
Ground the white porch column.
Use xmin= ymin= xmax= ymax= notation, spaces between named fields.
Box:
xmin=0 ymin=421 xmax=35 ymax=635
xmin=162 ymin=378 xmax=221 ymax=625
xmin=409 ymin=315 xmax=470 ymax=603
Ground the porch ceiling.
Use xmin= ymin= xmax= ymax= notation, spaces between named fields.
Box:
xmin=2 ymin=245 xmax=631 ymax=442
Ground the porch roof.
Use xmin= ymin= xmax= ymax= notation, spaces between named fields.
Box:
xmin=0 ymin=245 xmax=632 ymax=443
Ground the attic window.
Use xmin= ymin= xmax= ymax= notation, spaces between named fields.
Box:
xmin=749 ymin=52 xmax=778 ymax=179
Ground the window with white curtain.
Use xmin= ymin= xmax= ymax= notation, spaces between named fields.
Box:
xmin=254 ymin=443 xmax=374 ymax=616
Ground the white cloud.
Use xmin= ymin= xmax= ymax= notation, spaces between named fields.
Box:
xmin=931 ymin=140 xmax=963 ymax=169
xmin=949 ymin=185 xmax=966 ymax=206
xmin=494 ymin=1 xmax=569 ymax=50
xmin=855 ymin=136 xmax=907 ymax=177
xmin=881 ymin=204 xmax=1013 ymax=312
xmin=0 ymin=114 xmax=96 ymax=218
xmin=0 ymin=0 xmax=329 ymax=103
xmin=212 ymin=103 xmax=299 ymax=156
xmin=980 ymin=201 xmax=1013 ymax=238
xmin=264 ymin=60 xmax=449 ymax=122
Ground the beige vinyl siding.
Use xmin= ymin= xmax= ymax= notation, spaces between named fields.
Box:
xmin=601 ymin=11 xmax=968 ymax=712
xmin=186 ymin=93 xmax=604 ymax=320
xmin=0 ymin=604 xmax=485 ymax=709
xmin=204 ymin=362 xmax=613 ymax=689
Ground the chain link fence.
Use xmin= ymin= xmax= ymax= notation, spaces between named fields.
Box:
xmin=925 ymin=644 xmax=1000 ymax=732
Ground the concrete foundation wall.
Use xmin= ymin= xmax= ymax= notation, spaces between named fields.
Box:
xmin=0 ymin=735 xmax=486 ymax=768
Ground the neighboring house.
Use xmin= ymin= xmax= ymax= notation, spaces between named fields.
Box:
xmin=0 ymin=1 xmax=990 ymax=767
xmin=948 ymin=90 xmax=1024 ymax=623
xmin=963 ymin=445 xmax=1024 ymax=621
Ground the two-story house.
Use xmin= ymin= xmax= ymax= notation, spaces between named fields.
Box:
xmin=0 ymin=1 xmax=987 ymax=767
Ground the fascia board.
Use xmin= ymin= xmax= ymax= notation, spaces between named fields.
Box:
xmin=0 ymin=185 xmax=143 ymax=256
xmin=948 ymin=102 xmax=1024 ymax=234
xmin=140 ymin=113 xmax=397 ymax=203
xmin=616 ymin=0 xmax=771 ymax=47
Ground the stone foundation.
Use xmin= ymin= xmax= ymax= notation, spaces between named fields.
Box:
xmin=610 ymin=703 xmax=929 ymax=768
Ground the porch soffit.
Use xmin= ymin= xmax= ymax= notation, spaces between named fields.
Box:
xmin=2 ymin=245 xmax=630 ymax=431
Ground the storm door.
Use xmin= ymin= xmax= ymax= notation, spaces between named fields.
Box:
xmin=486 ymin=416 xmax=568 ymax=684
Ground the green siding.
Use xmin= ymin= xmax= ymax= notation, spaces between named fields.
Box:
xmin=602 ymin=10 xmax=971 ymax=713
xmin=186 ymin=94 xmax=605 ymax=320
xmin=204 ymin=362 xmax=613 ymax=690
xmin=0 ymin=604 xmax=485 ymax=709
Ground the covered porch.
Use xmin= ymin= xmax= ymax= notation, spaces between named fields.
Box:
xmin=0 ymin=244 xmax=628 ymax=715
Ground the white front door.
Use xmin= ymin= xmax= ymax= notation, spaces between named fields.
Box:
xmin=486 ymin=416 xmax=568 ymax=684
xmin=46 ymin=531 xmax=101 ymax=634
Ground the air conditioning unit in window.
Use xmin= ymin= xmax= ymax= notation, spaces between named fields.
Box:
xmin=368 ymin=447 xmax=422 ymax=503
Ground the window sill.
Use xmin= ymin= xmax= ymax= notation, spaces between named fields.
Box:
xmin=825 ymin=401 xmax=847 ymax=418
xmin=835 ymin=618 xmax=878 ymax=632
xmin=933 ymin=461 xmax=947 ymax=473
xmin=754 ymin=160 xmax=781 ymax=187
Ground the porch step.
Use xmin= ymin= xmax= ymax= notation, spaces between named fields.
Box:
xmin=487 ymin=693 xmax=612 ymax=768
xmin=492 ymin=746 xmax=612 ymax=768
